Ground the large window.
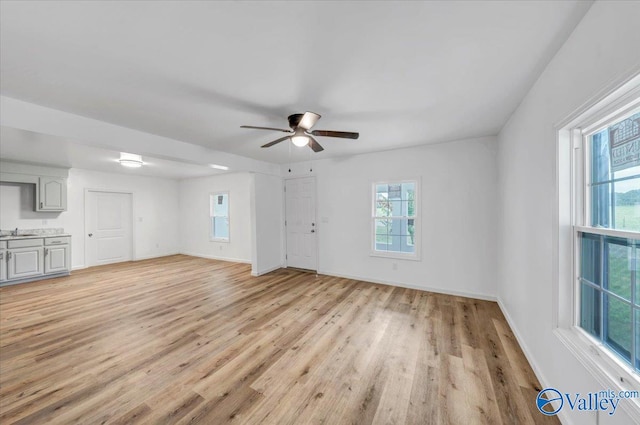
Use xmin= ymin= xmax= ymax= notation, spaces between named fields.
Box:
xmin=210 ymin=192 xmax=229 ymax=241
xmin=577 ymin=108 xmax=640 ymax=373
xmin=372 ymin=180 xmax=419 ymax=259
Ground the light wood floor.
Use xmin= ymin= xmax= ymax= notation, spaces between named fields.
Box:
xmin=0 ymin=255 xmax=558 ymax=424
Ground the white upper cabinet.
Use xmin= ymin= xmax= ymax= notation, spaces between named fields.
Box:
xmin=0 ymin=161 xmax=69 ymax=213
xmin=37 ymin=177 xmax=67 ymax=211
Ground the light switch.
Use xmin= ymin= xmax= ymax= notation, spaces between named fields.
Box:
xmin=321 ymin=217 xmax=329 ymax=223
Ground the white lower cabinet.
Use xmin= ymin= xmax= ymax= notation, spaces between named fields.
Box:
xmin=2 ymin=236 xmax=71 ymax=285
xmin=7 ymin=247 xmax=44 ymax=280
xmin=44 ymin=245 xmax=70 ymax=274
xmin=0 ymin=249 xmax=6 ymax=282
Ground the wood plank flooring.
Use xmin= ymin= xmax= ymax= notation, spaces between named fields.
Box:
xmin=0 ymin=255 xmax=558 ymax=424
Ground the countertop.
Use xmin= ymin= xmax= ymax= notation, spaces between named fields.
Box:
xmin=0 ymin=234 xmax=71 ymax=240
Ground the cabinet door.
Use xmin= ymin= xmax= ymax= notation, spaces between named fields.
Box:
xmin=7 ymin=247 xmax=44 ymax=280
xmin=44 ymin=245 xmax=70 ymax=274
xmin=0 ymin=250 xmax=6 ymax=282
xmin=38 ymin=177 xmax=67 ymax=211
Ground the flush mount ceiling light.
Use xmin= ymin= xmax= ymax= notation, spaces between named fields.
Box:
xmin=119 ymin=152 xmax=143 ymax=168
xmin=209 ymin=164 xmax=229 ymax=171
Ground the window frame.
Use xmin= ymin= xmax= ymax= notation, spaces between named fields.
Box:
xmin=210 ymin=191 xmax=230 ymax=242
xmin=574 ymin=105 xmax=640 ymax=375
xmin=554 ymin=79 xmax=640 ymax=418
xmin=370 ymin=179 xmax=420 ymax=261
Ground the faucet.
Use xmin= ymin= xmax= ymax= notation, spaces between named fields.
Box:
xmin=11 ymin=228 xmax=18 ymax=236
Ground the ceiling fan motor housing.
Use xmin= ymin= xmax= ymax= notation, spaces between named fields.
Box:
xmin=287 ymin=113 xmax=304 ymax=129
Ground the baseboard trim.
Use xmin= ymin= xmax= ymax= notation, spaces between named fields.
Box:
xmin=318 ymin=270 xmax=496 ymax=302
xmin=497 ymin=297 xmax=573 ymax=425
xmin=180 ymin=251 xmax=251 ymax=264
xmin=251 ymin=264 xmax=283 ymax=277
xmin=134 ymin=252 xmax=179 ymax=261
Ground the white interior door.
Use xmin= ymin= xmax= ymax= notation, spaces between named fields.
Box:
xmin=86 ymin=191 xmax=133 ymax=267
xmin=285 ymin=177 xmax=317 ymax=271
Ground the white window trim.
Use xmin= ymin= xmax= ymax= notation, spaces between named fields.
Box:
xmin=370 ymin=179 xmax=421 ymax=261
xmin=210 ymin=191 xmax=230 ymax=243
xmin=554 ymin=73 xmax=640 ymax=419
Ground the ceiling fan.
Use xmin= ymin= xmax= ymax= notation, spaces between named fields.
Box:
xmin=241 ymin=112 xmax=359 ymax=152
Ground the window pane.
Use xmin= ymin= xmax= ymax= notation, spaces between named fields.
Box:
xmin=580 ymin=232 xmax=601 ymax=285
xmin=580 ymin=282 xmax=601 ymax=339
xmin=376 ymin=184 xmax=389 ymax=197
xmin=213 ymin=193 xmax=228 ymax=217
xmin=389 ymin=199 xmax=402 ymax=216
xmin=374 ymin=218 xmax=415 ymax=253
xmin=590 ymin=112 xmax=640 ymax=231
xmin=635 ymin=246 xmax=639 ymax=307
xmin=401 ymin=182 xmax=415 ymax=193
xmin=387 ymin=234 xmax=401 ymax=252
xmin=213 ymin=217 xmax=229 ymax=240
xmin=375 ymin=200 xmax=391 ymax=217
xmin=604 ymin=237 xmax=632 ymax=301
xmin=401 ymin=235 xmax=415 ymax=253
xmin=604 ymin=294 xmax=632 ymax=364
xmin=635 ymin=308 xmax=639 ymax=371
xmin=407 ymin=219 xmax=415 ymax=247
xmin=610 ymin=112 xmax=639 ymax=175
xmin=375 ymin=219 xmax=391 ymax=246
xmin=615 ymin=177 xmax=639 ymax=231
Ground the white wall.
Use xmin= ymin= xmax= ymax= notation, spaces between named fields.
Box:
xmin=285 ymin=136 xmax=499 ymax=300
xmin=250 ymin=172 xmax=284 ymax=276
xmin=497 ymin=2 xmax=640 ymax=425
xmin=178 ymin=172 xmax=253 ymax=263
xmin=0 ymin=168 xmax=180 ymax=269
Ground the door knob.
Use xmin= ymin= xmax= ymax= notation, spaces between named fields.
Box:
xmin=311 ymin=229 xmax=315 ymax=233
xmin=88 ymin=233 xmax=93 ymax=237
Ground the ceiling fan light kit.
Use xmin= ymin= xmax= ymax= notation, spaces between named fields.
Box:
xmin=241 ymin=111 xmax=359 ymax=153
xmin=291 ymin=135 xmax=309 ymax=147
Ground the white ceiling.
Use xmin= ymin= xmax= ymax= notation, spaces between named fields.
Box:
xmin=0 ymin=1 xmax=592 ymax=168
xmin=0 ymin=126 xmax=222 ymax=180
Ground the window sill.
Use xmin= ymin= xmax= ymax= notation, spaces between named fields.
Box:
xmin=210 ymin=238 xmax=230 ymax=243
xmin=369 ymin=250 xmax=421 ymax=261
xmin=554 ymin=326 xmax=640 ymax=418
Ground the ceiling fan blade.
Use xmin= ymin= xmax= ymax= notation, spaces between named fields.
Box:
xmin=241 ymin=125 xmax=292 ymax=133
xmin=298 ymin=111 xmax=321 ymax=130
xmin=310 ymin=130 xmax=359 ymax=139
xmin=308 ymin=136 xmax=324 ymax=152
xmin=261 ymin=136 xmax=291 ymax=148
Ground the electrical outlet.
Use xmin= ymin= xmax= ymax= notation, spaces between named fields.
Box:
xmin=155 ymin=243 xmax=159 ymax=248
xmin=392 ymin=263 xmax=398 ymax=271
